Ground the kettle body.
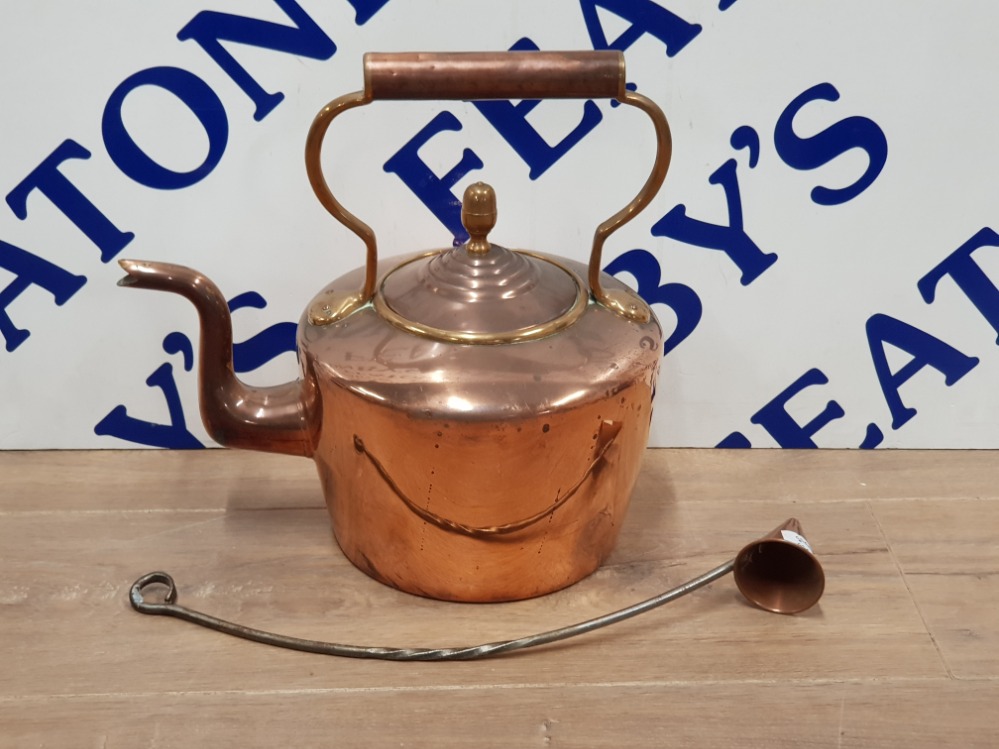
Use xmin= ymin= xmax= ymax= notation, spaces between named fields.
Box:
xmin=301 ymin=253 xmax=660 ymax=601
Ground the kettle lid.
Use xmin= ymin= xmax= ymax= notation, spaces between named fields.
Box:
xmin=375 ymin=183 xmax=587 ymax=344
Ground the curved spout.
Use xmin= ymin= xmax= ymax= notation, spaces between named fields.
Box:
xmin=118 ymin=260 xmax=316 ymax=458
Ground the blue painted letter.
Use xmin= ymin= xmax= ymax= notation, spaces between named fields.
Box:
xmin=605 ymin=249 xmax=701 ymax=356
xmin=580 ymin=0 xmax=701 ymax=57
xmin=94 ymin=361 xmax=203 ymax=448
xmin=6 ymin=140 xmax=134 ymax=263
xmin=652 ymin=159 xmax=777 ymax=285
xmin=0 ymin=239 xmax=87 ymax=352
xmin=774 ymin=82 xmax=888 ymax=206
xmin=918 ymin=227 xmax=999 ymax=344
xmin=866 ymin=313 xmax=979 ymax=430
xmin=384 ymin=112 xmax=484 ymax=244
xmin=103 ymin=67 xmax=229 ymax=190
xmin=344 ymin=0 xmax=391 ymax=24
xmin=473 ymin=38 xmax=603 ymax=180
xmin=178 ymin=0 xmax=336 ymax=121
xmin=750 ymin=368 xmax=845 ymax=448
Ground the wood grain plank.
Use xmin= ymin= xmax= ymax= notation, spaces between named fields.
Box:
xmin=634 ymin=448 xmax=999 ymax=504
xmin=7 ymin=447 xmax=999 ymax=514
xmin=0 ymin=496 xmax=940 ymax=698
xmin=871 ymin=498 xmax=999 ymax=678
xmin=2 ymin=680 xmax=997 ymax=749
xmin=7 ymin=448 xmax=996 ymax=747
xmin=0 ymin=449 xmax=321 ymax=511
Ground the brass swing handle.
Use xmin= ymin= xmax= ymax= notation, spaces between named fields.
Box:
xmin=305 ymin=51 xmax=672 ymax=325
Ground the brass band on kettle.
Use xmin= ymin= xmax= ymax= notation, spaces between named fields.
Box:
xmin=304 ymin=51 xmax=672 ymax=329
xmin=372 ymin=250 xmax=589 ymax=344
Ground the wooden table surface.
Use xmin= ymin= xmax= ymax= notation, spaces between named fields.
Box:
xmin=2 ymin=448 xmax=998 ymax=747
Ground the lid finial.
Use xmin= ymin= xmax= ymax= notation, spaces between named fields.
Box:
xmin=461 ymin=182 xmax=497 ymax=255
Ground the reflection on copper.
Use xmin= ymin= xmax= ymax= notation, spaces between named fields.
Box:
xmin=117 ymin=259 xmax=317 ymax=458
xmin=734 ymin=518 xmax=825 ymax=614
xmin=352 ymin=420 xmax=621 ymax=538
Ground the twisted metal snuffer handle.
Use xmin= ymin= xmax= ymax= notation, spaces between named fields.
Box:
xmin=128 ymin=519 xmax=824 ymax=662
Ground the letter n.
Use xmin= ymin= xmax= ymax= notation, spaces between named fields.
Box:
xmin=178 ymin=0 xmax=336 ymax=121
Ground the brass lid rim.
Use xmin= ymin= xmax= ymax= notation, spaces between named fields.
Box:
xmin=373 ymin=251 xmax=588 ymax=345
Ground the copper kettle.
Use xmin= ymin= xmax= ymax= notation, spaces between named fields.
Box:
xmin=118 ymin=51 xmax=672 ymax=603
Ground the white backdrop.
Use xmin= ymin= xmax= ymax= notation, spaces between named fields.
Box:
xmin=2 ymin=0 xmax=998 ymax=449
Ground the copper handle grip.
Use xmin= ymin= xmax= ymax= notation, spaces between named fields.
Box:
xmin=363 ymin=51 xmax=625 ymax=100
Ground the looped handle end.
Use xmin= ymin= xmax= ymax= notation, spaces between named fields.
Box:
xmin=130 ymin=571 xmax=178 ymax=614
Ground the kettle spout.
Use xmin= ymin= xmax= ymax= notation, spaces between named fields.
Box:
xmin=118 ymin=259 xmax=316 ymax=458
